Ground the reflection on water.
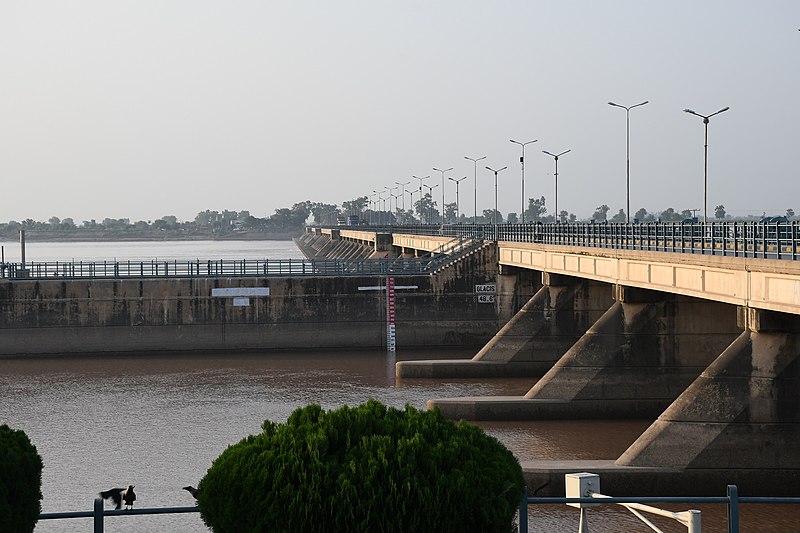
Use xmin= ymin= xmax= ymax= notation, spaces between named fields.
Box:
xmin=2 ymin=350 xmax=799 ymax=532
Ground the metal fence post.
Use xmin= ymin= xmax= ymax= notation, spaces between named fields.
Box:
xmin=727 ymin=484 xmax=739 ymax=533
xmin=94 ymin=497 xmax=103 ymax=533
xmin=518 ymin=487 xmax=528 ymax=533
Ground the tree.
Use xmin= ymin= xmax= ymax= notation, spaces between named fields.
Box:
xmin=559 ymin=210 xmax=569 ymax=223
xmin=714 ymin=205 xmax=726 ymax=219
xmin=415 ymin=194 xmax=438 ymax=224
xmin=787 ymin=208 xmax=795 ymax=220
xmin=341 ymin=197 xmax=367 ymax=216
xmin=310 ymin=203 xmax=340 ymax=224
xmin=506 ymin=212 xmax=518 ymax=224
xmin=610 ymin=209 xmax=626 ymax=223
xmin=0 ymin=425 xmax=43 ymax=533
xmin=483 ymin=208 xmax=502 ymax=224
xmin=525 ymin=196 xmax=547 ymax=222
xmin=634 ymin=208 xmax=648 ymax=222
xmin=443 ymin=203 xmax=457 ymax=223
xmin=592 ymin=204 xmax=610 ymax=222
xmin=197 ymin=401 xmax=523 ymax=533
xmin=48 ymin=216 xmax=60 ymax=226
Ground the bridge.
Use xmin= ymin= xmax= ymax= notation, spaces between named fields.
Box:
xmin=300 ymin=222 xmax=800 ymax=497
xmin=3 ymin=221 xmax=800 ymax=496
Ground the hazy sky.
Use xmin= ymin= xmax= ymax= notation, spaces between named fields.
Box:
xmin=1 ymin=1 xmax=799 ymax=223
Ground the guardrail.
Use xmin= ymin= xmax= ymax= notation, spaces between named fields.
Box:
xmin=37 ymin=484 xmax=800 ymax=532
xmin=520 ymin=484 xmax=800 ymax=533
xmin=38 ymin=498 xmax=198 ymax=533
xmin=0 ymin=236 xmax=488 ymax=280
xmin=1 ymin=257 xmax=436 ymax=280
xmin=328 ymin=221 xmax=800 ymax=260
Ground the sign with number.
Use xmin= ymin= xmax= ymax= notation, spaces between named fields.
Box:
xmin=475 ymin=284 xmax=496 ymax=294
xmin=477 ymin=294 xmax=495 ymax=303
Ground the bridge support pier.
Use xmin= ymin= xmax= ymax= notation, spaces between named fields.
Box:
xmin=428 ymin=286 xmax=739 ymax=419
xmin=396 ymin=272 xmax=611 ymax=378
xmin=523 ymin=307 xmax=800 ymax=496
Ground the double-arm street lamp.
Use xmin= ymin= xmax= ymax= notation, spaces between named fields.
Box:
xmin=608 ymin=100 xmax=648 ymax=223
xmin=465 ymin=155 xmax=486 ymax=224
xmin=542 ymin=150 xmax=571 ymax=223
xmin=485 ymin=165 xmax=507 ymax=230
xmin=412 ymin=175 xmax=430 ymax=221
xmin=509 ymin=139 xmax=538 ymax=223
xmin=395 ymin=181 xmax=411 ymax=211
xmin=683 ymin=106 xmax=730 ymax=223
xmin=448 ymin=176 xmax=467 ymax=222
xmin=423 ymin=183 xmax=439 ymax=224
xmin=433 ymin=167 xmax=453 ymax=224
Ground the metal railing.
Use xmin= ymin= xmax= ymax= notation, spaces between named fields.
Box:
xmin=37 ymin=484 xmax=800 ymax=532
xmin=520 ymin=484 xmax=800 ymax=533
xmin=39 ymin=498 xmax=198 ymax=533
xmin=1 ymin=235 xmax=487 ymax=281
xmin=1 ymin=257 xmax=438 ymax=280
xmin=331 ymin=221 xmax=800 ymax=260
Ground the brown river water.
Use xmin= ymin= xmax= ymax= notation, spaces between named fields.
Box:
xmin=2 ymin=241 xmax=799 ymax=531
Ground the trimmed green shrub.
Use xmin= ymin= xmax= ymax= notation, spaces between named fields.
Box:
xmin=0 ymin=425 xmax=43 ymax=533
xmin=198 ymin=400 xmax=524 ymax=533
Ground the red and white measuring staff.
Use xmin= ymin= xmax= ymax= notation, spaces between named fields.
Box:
xmin=358 ymin=277 xmax=418 ymax=352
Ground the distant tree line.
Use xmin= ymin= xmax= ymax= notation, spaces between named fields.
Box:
xmin=0 ymin=203 xmax=317 ymax=240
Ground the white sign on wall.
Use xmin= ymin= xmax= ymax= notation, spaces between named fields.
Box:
xmin=212 ymin=287 xmax=270 ymax=297
xmin=475 ymin=284 xmax=496 ymax=294
xmin=477 ymin=294 xmax=496 ymax=304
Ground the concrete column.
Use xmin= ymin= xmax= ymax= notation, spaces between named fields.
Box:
xmin=613 ymin=308 xmax=800 ymax=493
xmin=474 ymin=276 xmax=585 ymax=373
xmin=373 ymin=233 xmax=394 ymax=253
xmin=522 ymin=286 xmax=740 ymax=418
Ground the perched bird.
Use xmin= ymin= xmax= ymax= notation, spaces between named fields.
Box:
xmin=182 ymin=485 xmax=200 ymax=498
xmin=99 ymin=485 xmax=136 ymax=510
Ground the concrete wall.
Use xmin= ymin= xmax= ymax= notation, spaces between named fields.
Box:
xmin=0 ymin=272 xmax=500 ymax=355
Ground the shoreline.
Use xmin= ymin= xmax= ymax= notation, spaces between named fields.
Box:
xmin=0 ymin=233 xmax=300 ymax=243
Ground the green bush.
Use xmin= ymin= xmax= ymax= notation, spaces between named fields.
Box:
xmin=0 ymin=425 xmax=43 ymax=533
xmin=198 ymin=400 xmax=524 ymax=533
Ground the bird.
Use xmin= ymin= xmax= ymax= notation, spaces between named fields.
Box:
xmin=182 ymin=485 xmax=200 ymax=498
xmin=99 ymin=485 xmax=136 ymax=510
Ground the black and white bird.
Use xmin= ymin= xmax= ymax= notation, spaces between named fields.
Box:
xmin=182 ymin=485 xmax=200 ymax=498
xmin=99 ymin=485 xmax=136 ymax=510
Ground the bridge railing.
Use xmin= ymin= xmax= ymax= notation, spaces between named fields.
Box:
xmin=333 ymin=221 xmax=800 ymax=260
xmin=520 ymin=484 xmax=800 ymax=533
xmin=1 ymin=257 xmax=434 ymax=280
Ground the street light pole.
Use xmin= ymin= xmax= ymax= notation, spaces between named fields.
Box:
xmin=395 ymin=181 xmax=411 ymax=212
xmin=433 ymin=167 xmax=453 ymax=224
xmin=423 ymin=183 xmax=439 ymax=225
xmin=448 ymin=176 xmax=467 ymax=222
xmin=542 ymin=150 xmax=571 ymax=223
xmin=608 ymin=100 xmax=648 ymax=223
xmin=412 ymin=175 xmax=430 ymax=223
xmin=464 ymin=155 xmax=486 ymax=224
xmin=485 ymin=166 xmax=507 ymax=233
xmin=509 ymin=139 xmax=538 ymax=223
xmin=683 ymin=106 xmax=730 ymax=224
